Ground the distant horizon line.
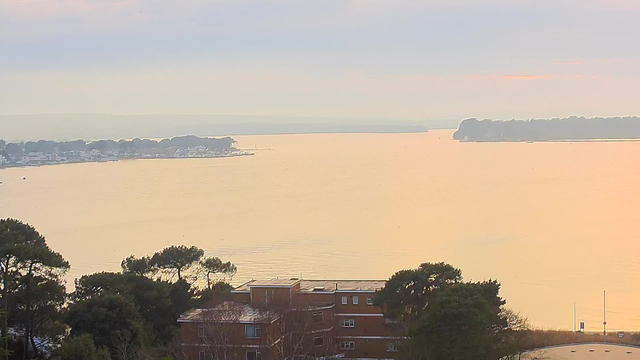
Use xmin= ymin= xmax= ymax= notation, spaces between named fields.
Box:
xmin=2 ymin=113 xmax=638 ymax=121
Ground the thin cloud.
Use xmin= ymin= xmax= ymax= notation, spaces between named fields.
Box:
xmin=588 ymin=0 xmax=640 ymax=11
xmin=469 ymin=75 xmax=555 ymax=81
xmin=502 ymin=75 xmax=554 ymax=80
xmin=552 ymin=61 xmax=584 ymax=65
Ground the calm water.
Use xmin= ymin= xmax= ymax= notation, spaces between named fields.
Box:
xmin=1 ymin=130 xmax=640 ymax=331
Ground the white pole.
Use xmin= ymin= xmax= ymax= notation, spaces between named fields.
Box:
xmin=603 ymin=290 xmax=607 ymax=343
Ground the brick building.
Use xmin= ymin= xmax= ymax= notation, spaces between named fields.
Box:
xmin=179 ymin=279 xmax=404 ymax=360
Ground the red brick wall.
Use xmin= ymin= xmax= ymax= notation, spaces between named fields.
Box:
xmin=294 ymin=292 xmax=334 ymax=306
xmin=182 ymin=287 xmax=401 ymax=360
xmin=250 ymin=287 xmax=292 ymax=308
xmin=181 ymin=322 xmax=272 ymax=347
xmin=182 ymin=346 xmax=273 ymax=360
xmin=336 ymin=316 xmax=388 ymax=337
xmin=338 ymin=338 xmax=400 ymax=359
xmin=335 ymin=292 xmax=382 ymax=314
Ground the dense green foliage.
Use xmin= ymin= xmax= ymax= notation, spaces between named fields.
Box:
xmin=65 ymin=294 xmax=143 ymax=353
xmin=150 ymin=246 xmax=204 ymax=281
xmin=57 ymin=334 xmax=111 ymax=360
xmin=120 ymin=256 xmax=154 ymax=277
xmin=374 ymin=262 xmax=461 ymax=320
xmin=198 ymin=257 xmax=237 ymax=290
xmin=0 ymin=219 xmax=70 ymax=360
xmin=1 ymin=218 xmax=235 ymax=360
xmin=376 ymin=263 xmax=528 ymax=360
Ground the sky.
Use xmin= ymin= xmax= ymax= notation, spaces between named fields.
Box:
xmin=1 ymin=0 xmax=639 ymax=121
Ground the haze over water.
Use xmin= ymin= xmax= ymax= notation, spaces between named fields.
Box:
xmin=1 ymin=130 xmax=639 ymax=331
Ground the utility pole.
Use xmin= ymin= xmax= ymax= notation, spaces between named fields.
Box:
xmin=573 ymin=302 xmax=576 ymax=333
xmin=603 ymin=290 xmax=607 ymax=343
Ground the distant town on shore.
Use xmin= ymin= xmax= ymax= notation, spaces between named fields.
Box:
xmin=453 ymin=116 xmax=640 ymax=142
xmin=0 ymin=135 xmax=252 ymax=168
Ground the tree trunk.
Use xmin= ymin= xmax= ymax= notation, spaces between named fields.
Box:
xmin=22 ymin=263 xmax=34 ymax=360
xmin=1 ymin=258 xmax=10 ymax=360
xmin=177 ymin=267 xmax=181 ymax=280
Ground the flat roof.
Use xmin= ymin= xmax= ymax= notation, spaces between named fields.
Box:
xmin=246 ymin=278 xmax=302 ymax=287
xmin=178 ymin=302 xmax=274 ymax=323
xmin=233 ymin=279 xmax=385 ymax=292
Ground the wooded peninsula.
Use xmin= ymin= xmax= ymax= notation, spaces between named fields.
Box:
xmin=0 ymin=136 xmax=252 ymax=168
xmin=453 ymin=116 xmax=640 ymax=142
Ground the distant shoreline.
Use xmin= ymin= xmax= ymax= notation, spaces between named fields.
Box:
xmin=0 ymin=135 xmax=249 ymax=169
xmin=453 ymin=117 xmax=640 ymax=142
xmin=0 ymin=152 xmax=254 ymax=170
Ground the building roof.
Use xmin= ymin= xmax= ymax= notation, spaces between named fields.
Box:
xmin=233 ymin=279 xmax=385 ymax=292
xmin=246 ymin=278 xmax=301 ymax=287
xmin=178 ymin=302 xmax=275 ymax=323
xmin=300 ymin=280 xmax=385 ymax=292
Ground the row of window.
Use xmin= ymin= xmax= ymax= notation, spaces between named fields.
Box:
xmin=339 ymin=341 xmax=400 ymax=352
xmin=201 ymin=318 xmax=367 ymax=338
xmin=199 ymin=350 xmax=263 ymax=360
xmin=198 ymin=341 xmax=400 ymax=360
xmin=198 ymin=325 xmax=263 ymax=339
xmin=340 ymin=295 xmax=374 ymax=306
xmin=340 ymin=318 xmax=355 ymax=328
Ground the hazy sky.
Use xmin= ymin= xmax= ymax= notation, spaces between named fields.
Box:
xmin=1 ymin=0 xmax=639 ymax=120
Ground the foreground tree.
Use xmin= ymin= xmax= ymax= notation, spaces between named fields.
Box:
xmin=198 ymin=257 xmax=237 ymax=290
xmin=120 ymin=256 xmax=154 ymax=277
xmin=57 ymin=334 xmax=111 ymax=360
xmin=197 ymin=282 xmax=234 ymax=308
xmin=0 ymin=218 xmax=69 ymax=360
xmin=65 ymin=294 xmax=143 ymax=357
xmin=374 ymin=262 xmax=462 ymax=321
xmin=409 ymin=281 xmax=507 ymax=360
xmin=150 ymin=245 xmax=204 ymax=281
xmin=72 ymin=271 xmax=196 ymax=344
xmin=376 ymin=263 xmax=529 ymax=360
xmin=500 ymin=309 xmax=532 ymax=360
xmin=11 ymin=276 xmax=67 ymax=357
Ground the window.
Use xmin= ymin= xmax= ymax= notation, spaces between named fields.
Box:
xmin=198 ymin=324 xmax=205 ymax=337
xmin=199 ymin=351 xmax=206 ymax=360
xmin=340 ymin=318 xmax=355 ymax=328
xmin=352 ymin=296 xmax=359 ymax=305
xmin=340 ymin=341 xmax=356 ymax=351
xmin=313 ymin=311 xmax=324 ymax=324
xmin=247 ymin=350 xmax=262 ymax=360
xmin=245 ymin=325 xmax=261 ymax=338
xmin=341 ymin=296 xmax=347 ymax=305
xmin=313 ymin=336 xmax=324 ymax=347
xmin=366 ymin=297 xmax=374 ymax=306
xmin=386 ymin=341 xmax=401 ymax=352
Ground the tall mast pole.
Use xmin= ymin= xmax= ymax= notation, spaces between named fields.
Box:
xmin=603 ymin=290 xmax=607 ymax=343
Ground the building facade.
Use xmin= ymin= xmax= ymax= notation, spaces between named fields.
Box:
xmin=179 ymin=279 xmax=404 ymax=360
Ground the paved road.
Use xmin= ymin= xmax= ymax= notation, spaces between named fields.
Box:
xmin=527 ymin=344 xmax=639 ymax=360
